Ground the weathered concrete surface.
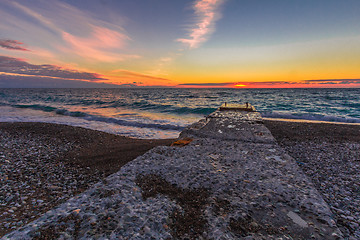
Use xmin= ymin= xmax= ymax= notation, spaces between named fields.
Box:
xmin=181 ymin=110 xmax=272 ymax=143
xmin=3 ymin=108 xmax=343 ymax=239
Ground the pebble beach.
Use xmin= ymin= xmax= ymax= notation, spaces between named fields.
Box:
xmin=0 ymin=118 xmax=359 ymax=239
xmin=0 ymin=122 xmax=174 ymax=237
xmin=264 ymin=120 xmax=360 ymax=239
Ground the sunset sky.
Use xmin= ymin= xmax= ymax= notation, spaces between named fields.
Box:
xmin=1 ymin=0 xmax=360 ymax=88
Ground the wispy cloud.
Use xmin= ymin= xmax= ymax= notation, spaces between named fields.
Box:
xmin=111 ymin=69 xmax=175 ymax=86
xmin=152 ymin=0 xmax=226 ymax=76
xmin=10 ymin=1 xmax=60 ymax=33
xmin=304 ymin=79 xmax=360 ymax=84
xmin=9 ymin=0 xmax=137 ymax=62
xmin=177 ymin=0 xmax=226 ymax=49
xmin=61 ymin=27 xmax=139 ymax=62
xmin=0 ymin=55 xmax=106 ymax=81
xmin=178 ymin=82 xmax=232 ymax=86
xmin=0 ymin=74 xmax=120 ymax=88
xmin=0 ymin=39 xmax=29 ymax=51
xmin=113 ymin=69 xmax=169 ymax=81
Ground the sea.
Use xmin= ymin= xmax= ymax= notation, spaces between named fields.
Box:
xmin=0 ymin=88 xmax=359 ymax=139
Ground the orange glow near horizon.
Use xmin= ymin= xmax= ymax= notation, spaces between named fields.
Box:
xmin=234 ymin=84 xmax=246 ymax=88
xmin=175 ymin=80 xmax=360 ymax=89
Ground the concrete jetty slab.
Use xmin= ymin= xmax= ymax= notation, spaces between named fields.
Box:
xmin=3 ymin=105 xmax=343 ymax=239
xmin=219 ymin=103 xmax=256 ymax=112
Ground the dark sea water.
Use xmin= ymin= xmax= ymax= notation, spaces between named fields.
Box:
xmin=0 ymin=88 xmax=359 ymax=138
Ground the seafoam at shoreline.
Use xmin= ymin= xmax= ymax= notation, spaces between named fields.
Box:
xmin=1 ymin=105 xmax=360 ymax=142
xmin=0 ymin=106 xmax=182 ymax=139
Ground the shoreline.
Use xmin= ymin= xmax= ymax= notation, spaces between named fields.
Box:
xmin=1 ymin=120 xmax=360 ymax=238
xmin=263 ymin=117 xmax=360 ymax=126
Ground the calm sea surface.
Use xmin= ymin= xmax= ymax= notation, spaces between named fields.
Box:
xmin=0 ymin=88 xmax=359 ymax=138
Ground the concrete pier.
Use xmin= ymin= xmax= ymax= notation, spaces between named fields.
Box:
xmin=3 ymin=104 xmax=343 ymax=239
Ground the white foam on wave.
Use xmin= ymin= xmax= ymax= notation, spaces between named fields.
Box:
xmin=0 ymin=106 xmax=181 ymax=139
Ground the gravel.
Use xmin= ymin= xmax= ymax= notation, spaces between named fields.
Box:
xmin=0 ymin=122 xmax=173 ymax=238
xmin=264 ymin=120 xmax=360 ymax=239
xmin=0 ymin=126 xmax=77 ymax=236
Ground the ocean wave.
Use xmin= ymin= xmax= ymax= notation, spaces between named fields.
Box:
xmin=261 ymin=111 xmax=360 ymax=123
xmin=106 ymin=101 xmax=217 ymax=115
xmin=15 ymin=104 xmax=57 ymax=112
xmin=168 ymin=106 xmax=216 ymax=115
xmin=11 ymin=103 xmax=360 ymax=126
xmin=94 ymin=100 xmax=216 ymax=115
xmin=340 ymin=102 xmax=360 ymax=108
xmin=12 ymin=104 xmax=184 ymax=131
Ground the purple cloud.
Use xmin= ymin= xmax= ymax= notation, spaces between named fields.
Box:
xmin=0 ymin=39 xmax=29 ymax=51
xmin=0 ymin=56 xmax=106 ymax=81
xmin=304 ymin=79 xmax=360 ymax=84
xmin=178 ymin=82 xmax=232 ymax=86
xmin=0 ymin=74 xmax=119 ymax=88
